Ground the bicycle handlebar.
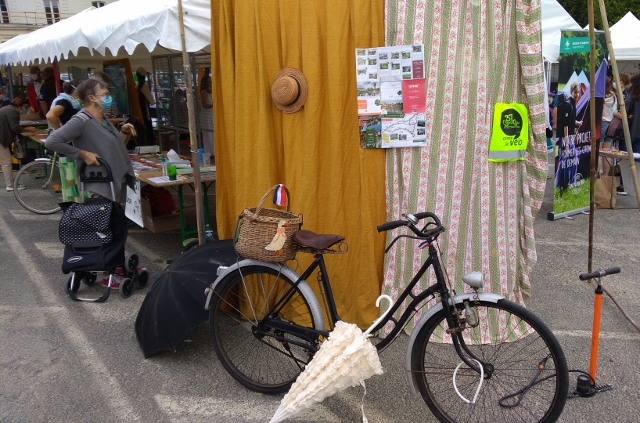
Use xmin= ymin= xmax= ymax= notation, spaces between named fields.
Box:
xmin=578 ymin=267 xmax=621 ymax=281
xmin=377 ymin=212 xmax=444 ymax=239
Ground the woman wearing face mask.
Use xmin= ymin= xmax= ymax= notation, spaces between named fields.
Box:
xmin=0 ymin=97 xmax=37 ymax=191
xmin=46 ymin=79 xmax=83 ymax=130
xmin=44 ymin=79 xmax=136 ymax=203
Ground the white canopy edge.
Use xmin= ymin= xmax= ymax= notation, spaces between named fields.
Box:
xmin=0 ymin=0 xmax=211 ymax=66
xmin=541 ymin=0 xmax=582 ymax=63
xmin=610 ymin=11 xmax=640 ymax=61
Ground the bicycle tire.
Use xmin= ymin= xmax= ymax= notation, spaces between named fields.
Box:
xmin=209 ymin=265 xmax=321 ymax=394
xmin=411 ymin=299 xmax=569 ymax=423
xmin=13 ymin=159 xmax=63 ymax=214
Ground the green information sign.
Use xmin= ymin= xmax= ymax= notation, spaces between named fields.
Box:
xmin=559 ymin=37 xmax=591 ymax=53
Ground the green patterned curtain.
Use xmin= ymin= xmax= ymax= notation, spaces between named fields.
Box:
xmin=382 ymin=0 xmax=548 ymax=334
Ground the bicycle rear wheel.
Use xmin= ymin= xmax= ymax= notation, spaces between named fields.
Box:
xmin=411 ymin=299 xmax=569 ymax=423
xmin=13 ymin=159 xmax=62 ymax=214
xmin=208 ymin=265 xmax=321 ymax=394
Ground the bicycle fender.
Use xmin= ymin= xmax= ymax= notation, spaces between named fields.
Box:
xmin=404 ymin=292 xmax=504 ymax=396
xmin=203 ymin=259 xmax=325 ymax=332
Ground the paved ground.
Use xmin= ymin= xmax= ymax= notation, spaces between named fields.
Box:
xmin=0 ymin=168 xmax=639 ymax=422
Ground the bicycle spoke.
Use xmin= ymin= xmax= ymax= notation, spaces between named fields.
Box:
xmin=411 ymin=300 xmax=568 ymax=422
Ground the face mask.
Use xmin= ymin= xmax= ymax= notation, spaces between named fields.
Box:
xmin=71 ymin=98 xmax=82 ymax=109
xmin=20 ymin=108 xmax=28 ymax=115
xmin=97 ymin=94 xmax=113 ymax=111
xmin=30 ymin=74 xmax=38 ymax=80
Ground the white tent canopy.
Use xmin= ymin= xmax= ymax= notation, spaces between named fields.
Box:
xmin=0 ymin=0 xmax=210 ymax=67
xmin=541 ymin=0 xmax=582 ymax=63
xmin=610 ymin=12 xmax=640 ymax=62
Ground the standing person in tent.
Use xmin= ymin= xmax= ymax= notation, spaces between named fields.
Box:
xmin=136 ymin=67 xmax=156 ymax=145
xmin=38 ymin=67 xmax=59 ymax=117
xmin=199 ymin=70 xmax=214 ymax=157
xmin=618 ymin=73 xmax=640 ymax=157
xmin=600 ymin=73 xmax=617 ymax=176
xmin=0 ymin=98 xmax=37 ymax=191
xmin=46 ymin=79 xmax=83 ymax=130
xmin=26 ymin=66 xmax=42 ymax=117
xmin=44 ymin=79 xmax=136 ymax=203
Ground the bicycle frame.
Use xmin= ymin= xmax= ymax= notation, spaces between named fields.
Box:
xmin=36 ymin=151 xmax=59 ymax=187
xmin=258 ymin=239 xmax=495 ymax=377
xmin=260 ymin=240 xmax=448 ymax=348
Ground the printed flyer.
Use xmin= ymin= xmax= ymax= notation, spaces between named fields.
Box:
xmin=356 ymin=44 xmax=426 ymax=148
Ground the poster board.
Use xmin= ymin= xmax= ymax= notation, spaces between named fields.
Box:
xmin=125 ymin=180 xmax=143 ymax=227
xmin=102 ymin=58 xmax=143 ymax=123
xmin=548 ymin=30 xmax=607 ymax=220
xmin=356 ymin=44 xmax=426 ymax=148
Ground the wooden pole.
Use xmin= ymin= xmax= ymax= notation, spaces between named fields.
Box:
xmin=597 ymin=0 xmax=640 ymax=205
xmin=587 ymin=0 xmax=596 ymax=273
xmin=177 ymin=0 xmax=205 ymax=245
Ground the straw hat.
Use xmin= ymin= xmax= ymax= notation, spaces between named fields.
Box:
xmin=271 ymin=67 xmax=308 ymax=113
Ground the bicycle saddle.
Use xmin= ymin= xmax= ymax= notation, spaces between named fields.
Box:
xmin=293 ymin=230 xmax=344 ymax=250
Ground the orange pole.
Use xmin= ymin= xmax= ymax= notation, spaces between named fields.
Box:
xmin=589 ymin=285 xmax=603 ymax=385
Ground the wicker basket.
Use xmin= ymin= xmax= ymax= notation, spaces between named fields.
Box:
xmin=235 ymin=185 xmax=302 ymax=263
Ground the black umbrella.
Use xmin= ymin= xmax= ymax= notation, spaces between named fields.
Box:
xmin=135 ymin=239 xmax=239 ymax=358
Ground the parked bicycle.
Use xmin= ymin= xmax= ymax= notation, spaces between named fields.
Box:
xmin=205 ymin=212 xmax=569 ymax=422
xmin=13 ymin=149 xmax=63 ymax=214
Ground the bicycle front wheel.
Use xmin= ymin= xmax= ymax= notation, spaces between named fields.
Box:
xmin=411 ymin=299 xmax=569 ymax=423
xmin=13 ymin=160 xmax=62 ymax=214
xmin=208 ymin=265 xmax=321 ymax=394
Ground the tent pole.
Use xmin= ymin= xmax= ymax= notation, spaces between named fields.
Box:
xmin=597 ymin=0 xmax=640 ymax=205
xmin=587 ymin=0 xmax=596 ymax=273
xmin=177 ymin=0 xmax=205 ymax=245
xmin=52 ymin=58 xmax=61 ymax=95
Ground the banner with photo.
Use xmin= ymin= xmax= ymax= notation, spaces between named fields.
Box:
xmin=549 ymin=30 xmax=607 ymax=220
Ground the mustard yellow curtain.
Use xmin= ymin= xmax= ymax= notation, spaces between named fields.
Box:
xmin=211 ymin=0 xmax=386 ymax=328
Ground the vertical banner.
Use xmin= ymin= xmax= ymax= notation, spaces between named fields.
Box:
xmin=549 ymin=30 xmax=607 ymax=220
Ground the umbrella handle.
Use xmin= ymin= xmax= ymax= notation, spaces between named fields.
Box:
xmin=364 ymin=294 xmax=394 ymax=335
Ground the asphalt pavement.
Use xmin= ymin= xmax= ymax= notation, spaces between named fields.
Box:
xmin=0 ymin=171 xmax=639 ymax=422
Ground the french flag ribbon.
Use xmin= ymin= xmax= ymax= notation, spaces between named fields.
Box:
xmin=273 ymin=184 xmax=286 ymax=206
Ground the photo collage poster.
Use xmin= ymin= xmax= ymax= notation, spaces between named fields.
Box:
xmin=356 ymin=44 xmax=426 ymax=148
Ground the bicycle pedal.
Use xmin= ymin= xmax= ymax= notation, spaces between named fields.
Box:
xmin=568 ymin=383 xmax=614 ymax=398
xmin=593 ymin=384 xmax=614 ymax=393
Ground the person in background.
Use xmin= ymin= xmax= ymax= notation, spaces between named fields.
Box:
xmin=169 ymin=88 xmax=188 ymax=129
xmin=612 ymin=72 xmax=634 ymax=194
xmin=46 ymin=79 xmax=83 ymax=130
xmin=199 ymin=70 xmax=214 ymax=156
xmin=0 ymin=97 xmax=37 ymax=191
xmin=600 ymin=74 xmax=617 ymax=176
xmin=39 ymin=67 xmax=59 ymax=117
xmin=26 ymin=66 xmax=42 ymax=116
xmin=90 ymin=70 xmax=119 ymax=118
xmin=619 ymin=73 xmax=640 ymax=156
xmin=618 ymin=73 xmax=631 ymax=99
xmin=44 ymin=79 xmax=136 ymax=203
xmin=136 ymin=67 xmax=155 ymax=145
xmin=1 ymin=77 xmax=10 ymax=106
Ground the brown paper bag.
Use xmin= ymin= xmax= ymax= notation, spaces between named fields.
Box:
xmin=596 ymin=175 xmax=617 ymax=209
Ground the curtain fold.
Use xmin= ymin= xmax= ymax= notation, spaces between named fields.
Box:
xmin=211 ymin=0 xmax=387 ymax=328
xmin=382 ymin=0 xmax=547 ymax=334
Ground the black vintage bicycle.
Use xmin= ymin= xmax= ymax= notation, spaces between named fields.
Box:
xmin=205 ymin=212 xmax=569 ymax=422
